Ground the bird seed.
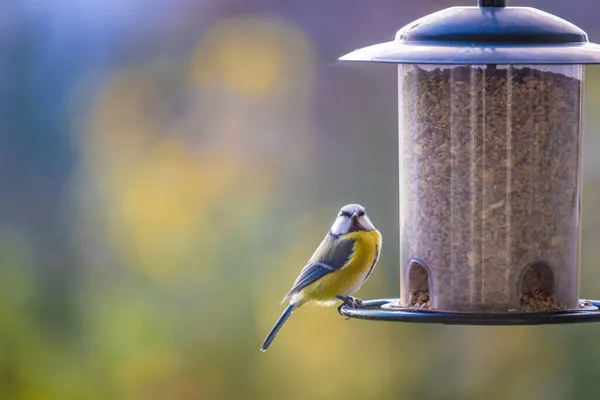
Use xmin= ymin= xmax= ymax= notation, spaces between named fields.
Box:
xmin=399 ymin=65 xmax=581 ymax=312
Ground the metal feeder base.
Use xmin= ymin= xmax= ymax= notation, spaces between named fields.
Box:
xmin=338 ymin=298 xmax=600 ymax=325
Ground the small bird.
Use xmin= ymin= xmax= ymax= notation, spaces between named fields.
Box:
xmin=260 ymin=203 xmax=382 ymax=352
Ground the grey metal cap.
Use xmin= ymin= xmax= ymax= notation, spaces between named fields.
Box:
xmin=339 ymin=5 xmax=600 ymax=65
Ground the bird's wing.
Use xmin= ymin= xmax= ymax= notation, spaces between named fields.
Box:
xmin=284 ymin=234 xmax=356 ymax=298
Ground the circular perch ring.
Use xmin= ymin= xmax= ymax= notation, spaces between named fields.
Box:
xmin=338 ymin=298 xmax=600 ymax=325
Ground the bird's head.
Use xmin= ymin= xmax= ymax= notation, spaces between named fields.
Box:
xmin=330 ymin=204 xmax=376 ymax=236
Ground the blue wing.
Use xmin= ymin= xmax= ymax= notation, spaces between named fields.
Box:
xmin=285 ymin=234 xmax=356 ymax=298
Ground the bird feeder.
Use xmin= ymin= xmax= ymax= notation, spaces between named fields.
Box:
xmin=338 ymin=0 xmax=600 ymax=325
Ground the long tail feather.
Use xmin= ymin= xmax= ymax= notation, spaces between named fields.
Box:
xmin=260 ymin=304 xmax=295 ymax=352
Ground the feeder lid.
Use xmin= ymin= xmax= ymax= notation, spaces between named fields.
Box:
xmin=339 ymin=0 xmax=600 ymax=65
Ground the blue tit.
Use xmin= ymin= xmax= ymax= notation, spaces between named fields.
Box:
xmin=260 ymin=203 xmax=382 ymax=352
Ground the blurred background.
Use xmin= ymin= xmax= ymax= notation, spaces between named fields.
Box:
xmin=2 ymin=0 xmax=600 ymax=398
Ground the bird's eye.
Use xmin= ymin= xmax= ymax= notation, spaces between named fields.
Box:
xmin=358 ymin=211 xmax=365 ymax=217
xmin=340 ymin=211 xmax=351 ymax=217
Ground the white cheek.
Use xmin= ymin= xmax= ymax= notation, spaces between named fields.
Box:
xmin=331 ymin=217 xmax=351 ymax=235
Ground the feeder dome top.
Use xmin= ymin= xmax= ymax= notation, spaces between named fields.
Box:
xmin=340 ymin=2 xmax=600 ymax=65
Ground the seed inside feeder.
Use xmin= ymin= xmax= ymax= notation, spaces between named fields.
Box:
xmin=520 ymin=289 xmax=560 ymax=312
xmin=399 ymin=64 xmax=581 ymax=312
xmin=409 ymin=290 xmax=431 ymax=309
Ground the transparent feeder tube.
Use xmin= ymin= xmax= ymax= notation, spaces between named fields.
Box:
xmin=398 ymin=63 xmax=583 ymax=312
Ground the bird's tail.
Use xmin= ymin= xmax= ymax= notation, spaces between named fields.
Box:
xmin=260 ymin=304 xmax=296 ymax=352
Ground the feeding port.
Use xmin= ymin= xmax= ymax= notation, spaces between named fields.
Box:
xmin=403 ymin=260 xmax=431 ymax=309
xmin=519 ymin=262 xmax=557 ymax=311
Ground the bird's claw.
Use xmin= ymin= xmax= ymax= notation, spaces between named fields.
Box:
xmin=337 ymin=303 xmax=349 ymax=319
xmin=336 ymin=295 xmax=363 ymax=320
xmin=347 ymin=296 xmax=363 ymax=308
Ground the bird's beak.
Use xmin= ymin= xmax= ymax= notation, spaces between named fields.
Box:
xmin=350 ymin=213 xmax=363 ymax=231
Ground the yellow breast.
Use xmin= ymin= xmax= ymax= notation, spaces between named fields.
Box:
xmin=300 ymin=229 xmax=382 ymax=303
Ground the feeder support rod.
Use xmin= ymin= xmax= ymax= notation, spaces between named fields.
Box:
xmin=478 ymin=0 xmax=506 ymax=7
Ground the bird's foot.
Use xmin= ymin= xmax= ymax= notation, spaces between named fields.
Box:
xmin=336 ymin=303 xmax=349 ymax=319
xmin=336 ymin=295 xmax=363 ymax=320
xmin=337 ymin=295 xmax=363 ymax=308
xmin=347 ymin=296 xmax=363 ymax=308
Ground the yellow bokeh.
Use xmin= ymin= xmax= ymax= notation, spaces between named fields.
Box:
xmin=104 ymin=138 xmax=274 ymax=281
xmin=76 ymin=56 xmax=280 ymax=283
xmin=190 ymin=16 xmax=310 ymax=97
